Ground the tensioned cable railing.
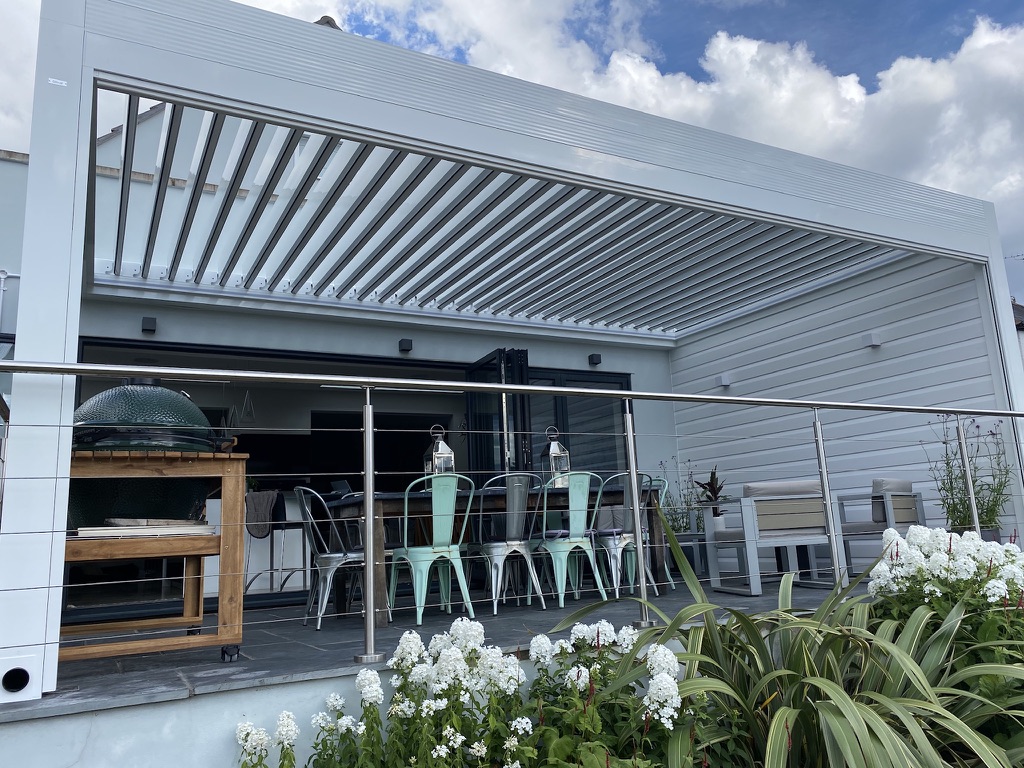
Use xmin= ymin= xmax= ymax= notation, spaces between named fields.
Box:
xmin=1 ymin=359 xmax=1022 ymax=666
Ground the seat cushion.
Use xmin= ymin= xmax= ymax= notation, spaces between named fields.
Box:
xmin=742 ymin=480 xmax=821 ymax=497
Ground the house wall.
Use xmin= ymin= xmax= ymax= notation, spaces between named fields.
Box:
xmin=670 ymin=255 xmax=1023 ymax=534
xmin=78 ymin=297 xmax=679 ymax=472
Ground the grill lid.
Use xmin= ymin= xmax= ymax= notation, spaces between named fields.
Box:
xmin=72 ymin=379 xmax=226 ymax=452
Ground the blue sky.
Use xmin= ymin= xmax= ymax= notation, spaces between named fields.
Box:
xmin=3 ymin=0 xmax=1024 ymax=294
xmin=641 ymin=1 xmax=1024 ymax=90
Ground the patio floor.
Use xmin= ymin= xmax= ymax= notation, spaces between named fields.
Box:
xmin=1 ymin=570 xmax=863 ymax=725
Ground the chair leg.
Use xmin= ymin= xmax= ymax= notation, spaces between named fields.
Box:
xmin=488 ymin=552 xmax=506 ymax=616
xmin=546 ymin=549 xmax=571 ymax=609
xmin=582 ymin=545 xmax=607 ymax=601
xmin=303 ymin=569 xmax=319 ymax=626
xmin=315 ymin=564 xmax=340 ymax=630
xmin=448 ymin=555 xmax=475 ymax=619
xmin=522 ymin=552 xmax=547 ymax=610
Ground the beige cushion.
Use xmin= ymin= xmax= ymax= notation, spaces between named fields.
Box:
xmin=742 ymin=480 xmax=821 ymax=498
xmin=871 ymin=478 xmax=914 ymax=522
xmin=872 ymin=478 xmax=912 ymax=494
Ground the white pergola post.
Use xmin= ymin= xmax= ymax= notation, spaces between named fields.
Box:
xmin=0 ymin=0 xmax=90 ymax=702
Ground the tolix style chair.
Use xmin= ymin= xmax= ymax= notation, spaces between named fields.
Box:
xmin=475 ymin=472 xmax=547 ymax=615
xmin=389 ymin=473 xmax=476 ymax=625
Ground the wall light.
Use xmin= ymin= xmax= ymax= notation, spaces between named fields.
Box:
xmin=141 ymin=316 xmax=157 ymax=334
xmin=862 ymin=331 xmax=882 ymax=348
xmin=715 ymin=372 xmax=732 ymax=388
xmin=588 ymin=353 xmax=602 ymax=366
xmin=398 ymin=338 xmax=413 ymax=353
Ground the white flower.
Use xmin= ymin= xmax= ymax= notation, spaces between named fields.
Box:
xmin=529 ymin=634 xmax=554 ymax=665
xmin=645 ymin=644 xmax=679 ymax=678
xmin=431 ymin=744 xmax=450 ymax=759
xmin=449 ymin=617 xmax=487 ymax=653
xmin=388 ymin=630 xmax=427 ymax=670
xmin=553 ymin=639 xmax=574 ymax=656
xmin=565 ymin=664 xmax=590 ymax=692
xmin=643 ymin=672 xmax=681 ymax=728
xmin=442 ymin=725 xmax=466 ymax=748
xmin=355 ymin=668 xmax=385 ymax=706
xmin=504 ymin=735 xmax=519 ymax=752
xmin=236 ymin=722 xmax=270 ymax=754
xmin=419 ymin=697 xmax=448 ymax=716
xmin=326 ymin=693 xmax=345 ymax=712
xmin=616 ymin=625 xmax=639 ymax=652
xmin=337 ymin=715 xmax=365 ymax=736
xmin=388 ymin=694 xmax=416 ymax=719
xmin=983 ymin=578 xmax=1010 ymax=603
xmin=468 ymin=741 xmax=487 ymax=758
xmin=510 ymin=717 xmax=533 ymax=735
xmin=273 ymin=711 xmax=299 ymax=747
xmin=311 ymin=712 xmax=334 ymax=731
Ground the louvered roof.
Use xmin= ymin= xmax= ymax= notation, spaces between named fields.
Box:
xmin=89 ymin=87 xmax=916 ymax=340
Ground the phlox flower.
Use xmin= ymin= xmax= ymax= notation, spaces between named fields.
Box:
xmin=236 ymin=722 xmax=270 ymax=754
xmin=616 ymin=625 xmax=639 ymax=652
xmin=642 ymin=672 xmax=682 ymax=729
xmin=565 ymin=664 xmax=590 ymax=692
xmin=326 ymin=693 xmax=345 ymax=712
xmin=645 ymin=643 xmax=679 ymax=678
xmin=356 ymin=668 xmax=384 ymax=706
xmin=468 ymin=741 xmax=487 ymax=759
xmin=529 ymin=634 xmax=554 ymax=665
xmin=388 ymin=630 xmax=427 ymax=670
xmin=311 ymin=712 xmax=334 ymax=731
xmin=983 ymin=578 xmax=1010 ymax=603
xmin=510 ymin=717 xmax=533 ymax=735
xmin=273 ymin=711 xmax=299 ymax=747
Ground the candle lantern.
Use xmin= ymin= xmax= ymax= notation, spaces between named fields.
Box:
xmin=423 ymin=424 xmax=455 ymax=475
xmin=542 ymin=426 xmax=570 ymax=487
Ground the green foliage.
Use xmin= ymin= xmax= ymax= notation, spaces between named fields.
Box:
xmin=653 ymin=506 xmax=1024 ymax=767
xmin=926 ymin=415 xmax=1014 ymax=530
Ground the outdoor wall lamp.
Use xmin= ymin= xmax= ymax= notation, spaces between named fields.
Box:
xmin=588 ymin=353 xmax=602 ymax=366
xmin=862 ymin=331 xmax=882 ymax=348
xmin=141 ymin=316 xmax=157 ymax=334
xmin=399 ymin=338 xmax=413 ymax=353
xmin=715 ymin=372 xmax=732 ymax=388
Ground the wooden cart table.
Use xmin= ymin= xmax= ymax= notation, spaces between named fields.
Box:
xmin=60 ymin=450 xmax=247 ymax=661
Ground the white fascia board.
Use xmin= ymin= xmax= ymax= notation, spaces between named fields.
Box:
xmin=85 ymin=282 xmax=679 ymax=349
xmin=80 ymin=0 xmax=995 ymax=261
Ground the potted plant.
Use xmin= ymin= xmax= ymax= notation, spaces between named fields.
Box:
xmin=927 ymin=416 xmax=1013 ymax=538
xmin=696 ymin=466 xmax=727 ymax=531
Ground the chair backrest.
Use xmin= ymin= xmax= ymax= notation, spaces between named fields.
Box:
xmin=480 ymin=472 xmax=542 ymax=542
xmin=404 ymin=473 xmax=475 ymax=547
xmin=542 ymin=471 xmax=602 ymax=538
xmin=742 ymin=480 xmax=825 ymax=536
xmin=294 ymin=486 xmax=357 ymax=556
xmin=870 ymin=478 xmax=921 ymax=526
xmin=596 ymin=472 xmax=654 ymax=533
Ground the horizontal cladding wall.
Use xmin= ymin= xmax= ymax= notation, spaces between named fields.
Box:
xmin=84 ymin=0 xmax=992 ymax=249
xmin=668 ymin=256 xmax=1007 ymax=527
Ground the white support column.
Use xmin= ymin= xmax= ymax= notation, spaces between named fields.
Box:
xmin=0 ymin=0 xmax=90 ymax=702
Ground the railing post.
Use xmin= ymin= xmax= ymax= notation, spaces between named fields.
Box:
xmin=355 ymin=387 xmax=385 ymax=664
xmin=956 ymin=415 xmax=982 ymax=534
xmin=624 ymin=399 xmax=656 ymax=627
xmin=812 ymin=409 xmax=848 ymax=587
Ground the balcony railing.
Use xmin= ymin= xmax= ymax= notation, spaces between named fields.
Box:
xmin=1 ymin=358 xmax=1021 ymax=668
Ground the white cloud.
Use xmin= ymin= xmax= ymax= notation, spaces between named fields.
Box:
xmin=2 ymin=2 xmax=1023 ymax=277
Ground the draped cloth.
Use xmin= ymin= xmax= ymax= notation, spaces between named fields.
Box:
xmin=245 ymin=490 xmax=279 ymax=539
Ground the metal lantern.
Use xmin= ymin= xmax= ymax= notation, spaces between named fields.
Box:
xmin=423 ymin=424 xmax=455 ymax=475
xmin=542 ymin=425 xmax=570 ymax=487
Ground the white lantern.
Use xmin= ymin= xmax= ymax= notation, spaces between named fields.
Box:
xmin=423 ymin=424 xmax=455 ymax=475
xmin=542 ymin=426 xmax=570 ymax=488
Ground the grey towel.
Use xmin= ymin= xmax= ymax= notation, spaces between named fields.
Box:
xmin=245 ymin=490 xmax=279 ymax=539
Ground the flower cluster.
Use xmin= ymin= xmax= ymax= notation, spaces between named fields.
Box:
xmin=868 ymin=526 xmax=1024 ymax=605
xmin=385 ymin=617 xmax=533 ymax=768
xmin=236 ymin=722 xmax=270 ymax=768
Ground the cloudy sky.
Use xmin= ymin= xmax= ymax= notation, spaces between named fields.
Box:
xmin=3 ymin=0 xmax=1024 ymax=296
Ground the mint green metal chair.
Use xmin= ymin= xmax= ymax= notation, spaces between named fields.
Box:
xmin=389 ymin=473 xmax=476 ymax=625
xmin=533 ymin=471 xmax=607 ymax=608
